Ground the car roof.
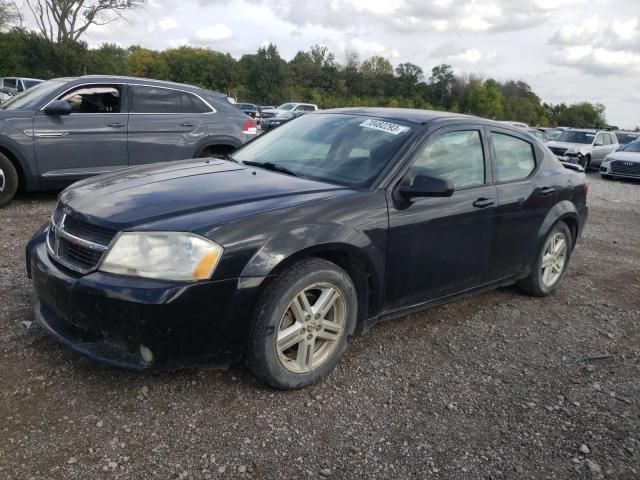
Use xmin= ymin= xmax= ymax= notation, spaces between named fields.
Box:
xmin=50 ymin=75 xmax=227 ymax=98
xmin=2 ymin=76 xmax=43 ymax=81
xmin=317 ymin=107 xmax=474 ymax=125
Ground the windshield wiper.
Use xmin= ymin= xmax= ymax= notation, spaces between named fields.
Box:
xmin=242 ymin=161 xmax=299 ymax=177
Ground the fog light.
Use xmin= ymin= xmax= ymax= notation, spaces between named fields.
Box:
xmin=139 ymin=344 xmax=154 ymax=364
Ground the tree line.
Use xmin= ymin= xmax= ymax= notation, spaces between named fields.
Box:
xmin=0 ymin=27 xmax=609 ymax=128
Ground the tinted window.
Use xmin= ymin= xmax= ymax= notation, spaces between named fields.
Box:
xmin=4 ymin=78 xmax=17 ymax=89
xmin=131 ymin=86 xmax=208 ymax=114
xmin=233 ymin=114 xmax=414 ymax=188
xmin=411 ymin=130 xmax=485 ymax=189
xmin=23 ymin=80 xmax=42 ymax=89
xmin=492 ymin=133 xmax=536 ymax=182
xmin=622 ymin=141 xmax=640 ymax=153
xmin=60 ymin=84 xmax=122 ymax=113
xmin=616 ymin=133 xmax=636 ymax=144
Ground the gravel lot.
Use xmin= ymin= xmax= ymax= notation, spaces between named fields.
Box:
xmin=1 ymin=173 xmax=639 ymax=479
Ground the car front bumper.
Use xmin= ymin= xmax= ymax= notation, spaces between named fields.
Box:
xmin=28 ymin=240 xmax=264 ymax=369
xmin=600 ymin=162 xmax=640 ymax=179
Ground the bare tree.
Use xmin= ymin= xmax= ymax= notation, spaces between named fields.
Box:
xmin=26 ymin=0 xmax=144 ymax=43
xmin=0 ymin=0 xmax=22 ymax=30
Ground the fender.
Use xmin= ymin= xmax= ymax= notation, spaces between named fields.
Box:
xmin=240 ymin=223 xmax=387 ymax=314
xmin=536 ymin=200 xmax=580 ymax=248
xmin=194 ymin=135 xmax=243 ymax=157
xmin=0 ymin=137 xmax=39 ymax=190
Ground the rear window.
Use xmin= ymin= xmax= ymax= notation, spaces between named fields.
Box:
xmin=131 ymin=86 xmax=210 ymax=114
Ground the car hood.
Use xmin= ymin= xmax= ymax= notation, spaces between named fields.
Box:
xmin=605 ymin=151 xmax=640 ymax=163
xmin=59 ymin=159 xmax=353 ymax=231
xmin=546 ymin=141 xmax=591 ymax=151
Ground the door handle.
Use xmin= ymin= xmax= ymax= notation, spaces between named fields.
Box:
xmin=540 ymin=187 xmax=556 ymax=196
xmin=473 ymin=198 xmax=495 ymax=209
xmin=108 ymin=122 xmax=125 ymax=128
xmin=180 ymin=122 xmax=195 ymax=127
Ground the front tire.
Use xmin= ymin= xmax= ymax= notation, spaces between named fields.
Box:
xmin=246 ymin=258 xmax=358 ymax=390
xmin=0 ymin=152 xmax=19 ymax=207
xmin=580 ymin=155 xmax=591 ymax=170
xmin=517 ymin=221 xmax=573 ymax=297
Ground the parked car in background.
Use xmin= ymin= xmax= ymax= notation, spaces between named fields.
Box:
xmin=0 ymin=77 xmax=43 ymax=94
xmin=0 ymin=75 xmax=257 ymax=206
xmin=0 ymin=90 xmax=11 ymax=104
xmin=527 ymin=128 xmax=548 ymax=142
xmin=260 ymin=110 xmax=304 ymax=130
xmin=546 ymin=129 xmax=619 ymax=169
xmin=260 ymin=102 xmax=319 ymax=121
xmin=27 ymin=108 xmax=588 ymax=389
xmin=236 ymin=102 xmax=260 ymax=119
xmin=260 ymin=105 xmax=275 ymax=111
xmin=613 ymin=131 xmax=638 ymax=148
xmin=600 ymin=140 xmax=640 ymax=180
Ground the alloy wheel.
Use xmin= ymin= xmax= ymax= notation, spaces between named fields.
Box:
xmin=541 ymin=232 xmax=568 ymax=288
xmin=276 ymin=282 xmax=346 ymax=373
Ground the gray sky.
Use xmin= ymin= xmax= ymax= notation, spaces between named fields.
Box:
xmin=66 ymin=0 xmax=640 ymax=127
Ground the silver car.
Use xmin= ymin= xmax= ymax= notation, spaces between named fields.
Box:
xmin=600 ymin=140 xmax=640 ymax=180
xmin=546 ymin=129 xmax=619 ymax=169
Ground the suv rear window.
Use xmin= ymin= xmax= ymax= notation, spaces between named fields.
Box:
xmin=131 ymin=86 xmax=210 ymax=114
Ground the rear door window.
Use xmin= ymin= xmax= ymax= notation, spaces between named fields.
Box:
xmin=491 ymin=132 xmax=536 ymax=182
xmin=131 ymin=86 xmax=210 ymax=114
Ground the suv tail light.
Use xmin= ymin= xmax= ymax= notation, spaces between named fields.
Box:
xmin=242 ymin=119 xmax=257 ymax=135
xmin=584 ymin=183 xmax=589 ymax=197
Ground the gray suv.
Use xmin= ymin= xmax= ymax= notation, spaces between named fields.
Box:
xmin=546 ymin=129 xmax=619 ymax=170
xmin=0 ymin=76 xmax=257 ymax=206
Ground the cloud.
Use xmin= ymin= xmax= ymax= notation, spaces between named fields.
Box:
xmin=193 ymin=24 xmax=233 ymax=43
xmin=430 ymin=42 xmax=499 ymax=66
xmin=550 ymin=16 xmax=640 ymax=76
xmin=158 ymin=17 xmax=179 ymax=32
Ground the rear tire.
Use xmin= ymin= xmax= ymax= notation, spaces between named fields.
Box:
xmin=246 ymin=258 xmax=358 ymax=390
xmin=517 ymin=221 xmax=573 ymax=297
xmin=0 ymin=152 xmax=19 ymax=207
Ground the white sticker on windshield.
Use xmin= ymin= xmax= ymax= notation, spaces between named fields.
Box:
xmin=360 ymin=119 xmax=410 ymax=135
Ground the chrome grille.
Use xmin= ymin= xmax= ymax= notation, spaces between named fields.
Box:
xmin=611 ymin=160 xmax=640 ymax=176
xmin=47 ymin=207 xmax=116 ymax=274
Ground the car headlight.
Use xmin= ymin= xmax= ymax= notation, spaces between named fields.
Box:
xmin=100 ymin=232 xmax=223 ymax=281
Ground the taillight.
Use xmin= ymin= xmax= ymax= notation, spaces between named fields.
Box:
xmin=584 ymin=183 xmax=589 ymax=197
xmin=242 ymin=119 xmax=257 ymax=135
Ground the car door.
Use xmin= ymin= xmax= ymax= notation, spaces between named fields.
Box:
xmin=385 ymin=125 xmax=498 ymax=311
xmin=591 ymin=132 xmax=610 ymax=164
xmin=127 ymin=85 xmax=210 ymax=165
xmin=33 ymin=83 xmax=129 ymax=186
xmin=487 ymin=127 xmax=555 ymax=278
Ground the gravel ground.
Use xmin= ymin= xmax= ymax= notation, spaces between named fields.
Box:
xmin=1 ymin=173 xmax=639 ymax=479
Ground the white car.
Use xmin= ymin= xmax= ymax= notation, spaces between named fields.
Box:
xmin=260 ymin=102 xmax=318 ymax=123
xmin=600 ymin=140 xmax=640 ymax=180
xmin=546 ymin=129 xmax=619 ymax=170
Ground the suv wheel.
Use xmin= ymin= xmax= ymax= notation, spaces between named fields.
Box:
xmin=517 ymin=221 xmax=573 ymax=297
xmin=580 ymin=155 xmax=591 ymax=170
xmin=246 ymin=258 xmax=358 ymax=390
xmin=0 ymin=152 xmax=19 ymax=207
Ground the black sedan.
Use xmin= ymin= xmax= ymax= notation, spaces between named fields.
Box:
xmin=236 ymin=102 xmax=260 ymax=119
xmin=260 ymin=110 xmax=303 ymax=130
xmin=27 ymin=108 xmax=588 ymax=389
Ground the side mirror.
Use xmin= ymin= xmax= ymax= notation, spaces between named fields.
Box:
xmin=44 ymin=100 xmax=72 ymax=116
xmin=399 ymin=174 xmax=454 ymax=199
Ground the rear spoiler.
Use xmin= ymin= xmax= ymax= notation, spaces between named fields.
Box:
xmin=559 ymin=161 xmax=585 ymax=173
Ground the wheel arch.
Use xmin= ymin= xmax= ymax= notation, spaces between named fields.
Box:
xmin=194 ymin=136 xmax=243 ymax=157
xmin=244 ymin=239 xmax=385 ymax=333
xmin=0 ymin=141 xmax=35 ymax=191
xmin=537 ymin=200 xmax=581 ymax=250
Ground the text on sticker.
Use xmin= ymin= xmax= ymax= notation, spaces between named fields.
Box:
xmin=360 ymin=119 xmax=410 ymax=135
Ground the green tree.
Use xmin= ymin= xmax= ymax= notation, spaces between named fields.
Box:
xmin=429 ymin=64 xmax=455 ymax=106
